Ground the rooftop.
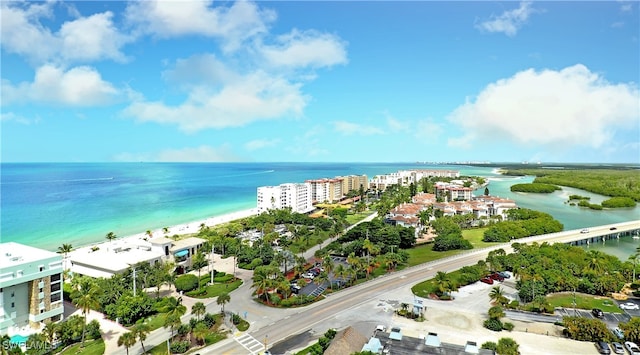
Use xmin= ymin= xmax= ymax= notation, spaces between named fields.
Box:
xmin=0 ymin=242 xmax=60 ymax=269
xmin=170 ymin=237 xmax=206 ymax=252
xmin=70 ymin=239 xmax=164 ymax=277
xmin=375 ymin=331 xmax=494 ymax=355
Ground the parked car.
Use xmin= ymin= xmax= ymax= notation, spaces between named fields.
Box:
xmin=596 ymin=341 xmax=611 ymax=354
xmin=612 ymin=327 xmax=624 ymax=339
xmin=625 ymin=341 xmax=640 ymax=355
xmin=376 ymin=325 xmax=387 ymax=332
xmin=592 ymin=308 xmax=604 ymax=318
xmin=489 ymin=273 xmax=505 ymax=282
xmin=620 ymin=302 xmax=640 ymax=310
xmin=497 ymin=271 xmax=511 ymax=279
xmin=612 ymin=342 xmax=625 ymax=354
xmin=302 ymin=272 xmax=315 ymax=279
xmin=480 ymin=277 xmax=494 ymax=285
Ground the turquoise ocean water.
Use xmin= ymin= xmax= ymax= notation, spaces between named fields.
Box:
xmin=1 ymin=163 xmax=638 ymax=256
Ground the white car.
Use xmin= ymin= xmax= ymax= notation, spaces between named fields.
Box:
xmin=620 ymin=302 xmax=640 ymax=310
xmin=625 ymin=341 xmax=640 ymax=355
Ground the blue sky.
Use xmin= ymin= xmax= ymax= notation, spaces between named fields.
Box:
xmin=2 ymin=1 xmax=639 ymax=163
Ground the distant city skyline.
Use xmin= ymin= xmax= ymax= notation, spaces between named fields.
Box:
xmin=1 ymin=1 xmax=639 ymax=163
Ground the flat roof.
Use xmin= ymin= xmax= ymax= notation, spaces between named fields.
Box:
xmin=70 ymin=241 xmax=164 ymax=275
xmin=0 ymin=242 xmax=60 ymax=269
xmin=170 ymin=237 xmax=206 ymax=252
xmin=149 ymin=237 xmax=173 ymax=245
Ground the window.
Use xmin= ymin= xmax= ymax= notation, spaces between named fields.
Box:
xmin=11 ymin=302 xmax=14 ymax=308
xmin=51 ymin=293 xmax=61 ymax=303
xmin=39 ymin=266 xmax=44 ymax=272
xmin=51 ymin=273 xmax=61 ymax=282
xmin=11 ymin=291 xmax=14 ymax=297
xmin=51 ymin=283 xmax=61 ymax=292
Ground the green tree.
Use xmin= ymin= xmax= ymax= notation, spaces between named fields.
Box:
xmin=163 ymin=313 xmax=182 ymax=338
xmin=192 ymin=322 xmax=208 ymax=345
xmin=619 ymin=317 xmax=640 ymax=343
xmin=105 ymin=231 xmax=117 ymax=244
xmin=131 ymin=323 xmax=150 ymax=354
xmin=70 ymin=277 xmax=103 ymax=347
xmin=217 ymin=292 xmax=231 ymax=313
xmin=489 ymin=286 xmax=507 ymax=306
xmin=192 ymin=252 xmax=208 ymax=288
xmin=433 ymin=271 xmax=452 ymax=296
xmin=42 ymin=321 xmax=57 ymax=346
xmin=57 ymin=243 xmax=73 ymax=260
xmin=117 ymin=331 xmax=136 ymax=355
xmin=488 ymin=306 xmax=505 ymax=320
xmin=496 ymin=337 xmax=519 ymax=355
xmin=191 ymin=302 xmax=206 ymax=321
xmin=251 ymin=267 xmax=273 ymax=304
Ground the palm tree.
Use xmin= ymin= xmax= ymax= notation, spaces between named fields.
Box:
xmin=192 ymin=323 xmax=208 ymax=345
xmin=71 ymin=277 xmax=102 ymax=346
xmin=118 ymin=332 xmax=136 ymax=354
xmin=489 ymin=286 xmax=506 ymax=305
xmin=145 ymin=230 xmax=153 ymax=238
xmin=216 ymin=292 xmax=231 ymax=313
xmin=43 ymin=321 xmax=57 ymax=346
xmin=251 ymin=267 xmax=273 ymax=304
xmin=191 ymin=302 xmax=206 ymax=321
xmin=57 ymin=243 xmax=73 ymax=259
xmin=314 ymin=271 xmax=329 ymax=290
xmin=629 ymin=248 xmax=640 ymax=282
xmin=163 ymin=227 xmax=170 ymax=235
xmin=433 ymin=271 xmax=452 ymax=296
xmin=132 ymin=323 xmax=150 ymax=354
xmin=333 ymin=264 xmax=346 ymax=287
xmin=191 ymin=252 xmax=208 ymax=288
xmin=163 ymin=313 xmax=182 ymax=338
xmin=105 ymin=231 xmax=117 ymax=244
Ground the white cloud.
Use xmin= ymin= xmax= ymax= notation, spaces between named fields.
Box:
xmin=620 ymin=3 xmax=633 ymax=12
xmin=611 ymin=21 xmax=625 ymax=28
xmin=333 ymin=121 xmax=385 ymax=136
xmin=476 ymin=1 xmax=538 ymax=37
xmin=124 ymin=68 xmax=307 ymax=132
xmin=414 ymin=120 xmax=444 ymax=143
xmin=113 ymin=145 xmax=243 ymax=162
xmin=245 ymin=138 xmax=281 ymax=151
xmin=0 ymin=112 xmax=40 ymax=125
xmin=0 ymin=2 xmax=131 ymax=65
xmin=447 ymin=64 xmax=640 ymax=150
xmin=2 ymin=64 xmax=119 ymax=106
xmin=386 ymin=115 xmax=410 ymax=132
xmin=260 ymin=29 xmax=348 ymax=68
xmin=285 ymin=126 xmax=329 ymax=157
xmin=125 ymin=0 xmax=274 ymax=52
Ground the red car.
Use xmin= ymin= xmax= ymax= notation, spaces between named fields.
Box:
xmin=490 ymin=273 xmax=505 ymax=282
xmin=480 ymin=277 xmax=494 ymax=285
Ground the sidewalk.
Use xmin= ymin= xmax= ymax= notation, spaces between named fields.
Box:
xmin=63 ymin=301 xmax=128 ymax=354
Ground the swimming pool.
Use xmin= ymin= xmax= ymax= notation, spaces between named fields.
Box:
xmin=9 ymin=334 xmax=28 ymax=344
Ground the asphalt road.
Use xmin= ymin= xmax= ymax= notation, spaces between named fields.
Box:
xmin=200 ymin=246 xmax=508 ymax=354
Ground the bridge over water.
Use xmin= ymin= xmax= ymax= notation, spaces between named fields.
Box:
xmin=511 ymin=220 xmax=640 ymax=247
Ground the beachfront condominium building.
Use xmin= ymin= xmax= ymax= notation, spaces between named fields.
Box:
xmin=305 ymin=178 xmax=344 ymax=203
xmin=337 ymin=175 xmax=369 ymax=195
xmin=0 ymin=243 xmax=64 ymax=335
xmin=370 ymin=170 xmax=460 ymax=191
xmin=434 ymin=182 xmax=473 ymax=201
xmin=257 ymin=183 xmax=314 ymax=214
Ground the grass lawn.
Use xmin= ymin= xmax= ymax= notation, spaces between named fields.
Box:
xmin=411 ymin=269 xmax=469 ymax=298
xmin=59 ymin=338 xmax=105 ymax=355
xmin=190 ymin=279 xmax=243 ymax=299
xmin=141 ymin=312 xmax=168 ymax=331
xmin=462 ymin=228 xmax=500 ymax=249
xmin=405 ymin=243 xmax=463 ymax=267
xmin=345 ymin=211 xmax=374 ymax=225
xmin=149 ymin=341 xmax=168 ymax=355
xmin=547 ymin=293 xmax=623 ymax=314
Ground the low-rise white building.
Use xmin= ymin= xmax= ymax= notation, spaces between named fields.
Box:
xmin=0 ymin=243 xmax=64 ymax=335
xmin=370 ymin=170 xmax=460 ymax=191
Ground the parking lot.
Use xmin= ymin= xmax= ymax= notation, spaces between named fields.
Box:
xmin=615 ymin=299 xmax=640 ymax=317
xmin=554 ymin=308 xmax=631 ymax=325
xmin=293 ymin=256 xmax=351 ymax=297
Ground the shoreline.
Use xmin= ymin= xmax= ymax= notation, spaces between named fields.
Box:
xmin=68 ymin=207 xmax=260 ymax=254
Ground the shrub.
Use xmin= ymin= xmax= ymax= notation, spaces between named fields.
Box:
xmin=481 ymin=341 xmax=497 ymax=351
xmin=186 ymin=289 xmax=207 ymax=297
xmin=497 ymin=337 xmax=520 ymax=355
xmin=86 ymin=319 xmax=101 ymax=339
xmin=170 ymin=340 xmax=190 ymax=354
xmin=203 ymin=313 xmax=216 ymax=328
xmin=483 ymin=318 xmax=503 ymax=331
xmin=502 ymin=322 xmax=515 ymax=331
xmin=601 ymin=197 xmax=636 ymax=208
xmin=231 ymin=313 xmax=242 ymax=325
xmin=507 ymin=300 xmax=520 ymax=309
xmin=510 ymin=183 xmax=560 ymax=193
xmin=214 ymin=274 xmax=233 ymax=283
xmin=175 ymin=274 xmax=199 ymax=292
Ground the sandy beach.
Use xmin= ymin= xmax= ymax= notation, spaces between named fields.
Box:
xmin=68 ymin=207 xmax=260 ymax=258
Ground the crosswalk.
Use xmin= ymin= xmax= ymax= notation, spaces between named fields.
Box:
xmin=234 ymin=333 xmax=265 ymax=354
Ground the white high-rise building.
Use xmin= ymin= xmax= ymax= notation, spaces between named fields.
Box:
xmin=0 ymin=243 xmax=64 ymax=335
xmin=257 ymin=183 xmax=314 ymax=214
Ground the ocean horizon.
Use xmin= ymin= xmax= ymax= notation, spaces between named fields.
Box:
xmin=1 ymin=162 xmax=638 ymax=254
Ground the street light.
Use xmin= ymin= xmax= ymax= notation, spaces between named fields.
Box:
xmin=210 ymin=246 xmax=215 ymax=285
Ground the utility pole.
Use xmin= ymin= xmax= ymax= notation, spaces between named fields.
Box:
xmin=264 ymin=334 xmax=268 ymax=353
xmin=132 ymin=265 xmax=137 ymax=295
xmin=211 ymin=246 xmax=215 ymax=285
